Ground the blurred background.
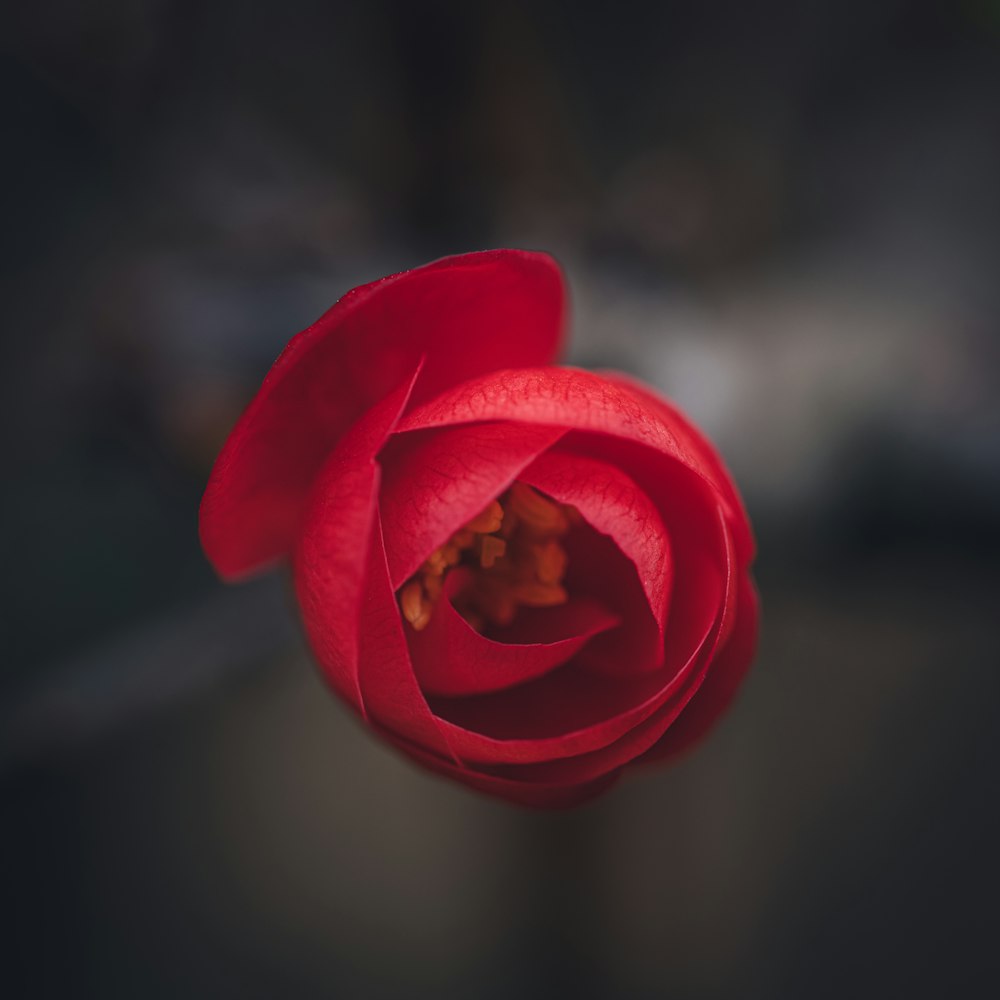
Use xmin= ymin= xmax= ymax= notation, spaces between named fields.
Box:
xmin=3 ymin=1 xmax=999 ymax=997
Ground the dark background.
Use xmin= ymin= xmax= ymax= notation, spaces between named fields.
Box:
xmin=3 ymin=2 xmax=999 ymax=997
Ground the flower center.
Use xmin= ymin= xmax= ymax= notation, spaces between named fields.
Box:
xmin=399 ymin=482 xmax=578 ymax=632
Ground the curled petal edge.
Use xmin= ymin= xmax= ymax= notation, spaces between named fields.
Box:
xmin=203 ymin=250 xmax=566 ymax=580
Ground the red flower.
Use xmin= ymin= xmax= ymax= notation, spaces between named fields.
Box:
xmin=200 ymin=250 xmax=758 ymax=807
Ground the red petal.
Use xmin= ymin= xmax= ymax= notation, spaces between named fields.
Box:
xmin=428 ymin=493 xmax=734 ymax=765
xmin=408 ymin=570 xmax=620 ymax=697
xmin=553 ymin=429 xmax=744 ymax=655
xmin=398 ymin=366 xmax=750 ymax=556
xmin=356 ymin=517 xmax=457 ymax=759
xmin=382 ymin=567 xmax=755 ymax=802
xmin=377 ymin=420 xmax=565 ymax=589
xmin=293 ymin=368 xmax=421 ymax=714
xmin=518 ymin=450 xmax=671 ymax=674
xmin=640 ymin=576 xmax=759 ymax=763
xmin=381 ymin=730 xmax=620 ymax=808
xmin=598 ymin=371 xmax=755 ymax=569
xmin=472 ymin=686 xmax=701 ymax=787
xmin=479 ymin=566 xmax=753 ymax=787
xmin=558 ymin=519 xmax=664 ymax=677
xmin=201 ymin=250 xmax=565 ymax=580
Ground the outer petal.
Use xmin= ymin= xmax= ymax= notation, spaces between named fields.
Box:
xmin=292 ymin=369 xmax=421 ymax=715
xmin=382 ymin=730 xmax=620 ymax=808
xmin=357 ymin=517 xmax=457 ymax=760
xmin=201 ymin=250 xmax=565 ymax=580
xmin=640 ymin=577 xmax=759 ymax=763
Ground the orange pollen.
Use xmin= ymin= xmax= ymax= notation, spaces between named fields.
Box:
xmin=398 ymin=483 xmax=576 ymax=632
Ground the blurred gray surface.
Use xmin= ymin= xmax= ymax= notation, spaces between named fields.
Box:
xmin=9 ymin=568 xmax=995 ymax=999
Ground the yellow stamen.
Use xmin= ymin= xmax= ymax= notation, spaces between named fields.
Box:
xmin=499 ymin=509 xmax=519 ymax=539
xmin=423 ymin=548 xmax=448 ymax=576
xmin=535 ymin=539 xmax=568 ymax=584
xmin=422 ymin=572 xmax=442 ymax=602
xmin=453 ymin=528 xmax=476 ymax=549
xmin=398 ymin=482 xmax=576 ymax=632
xmin=479 ymin=535 xmax=507 ymax=569
xmin=465 ymin=500 xmax=504 ymax=535
xmin=508 ymin=482 xmax=570 ymax=536
xmin=400 ymin=580 xmax=431 ymax=631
